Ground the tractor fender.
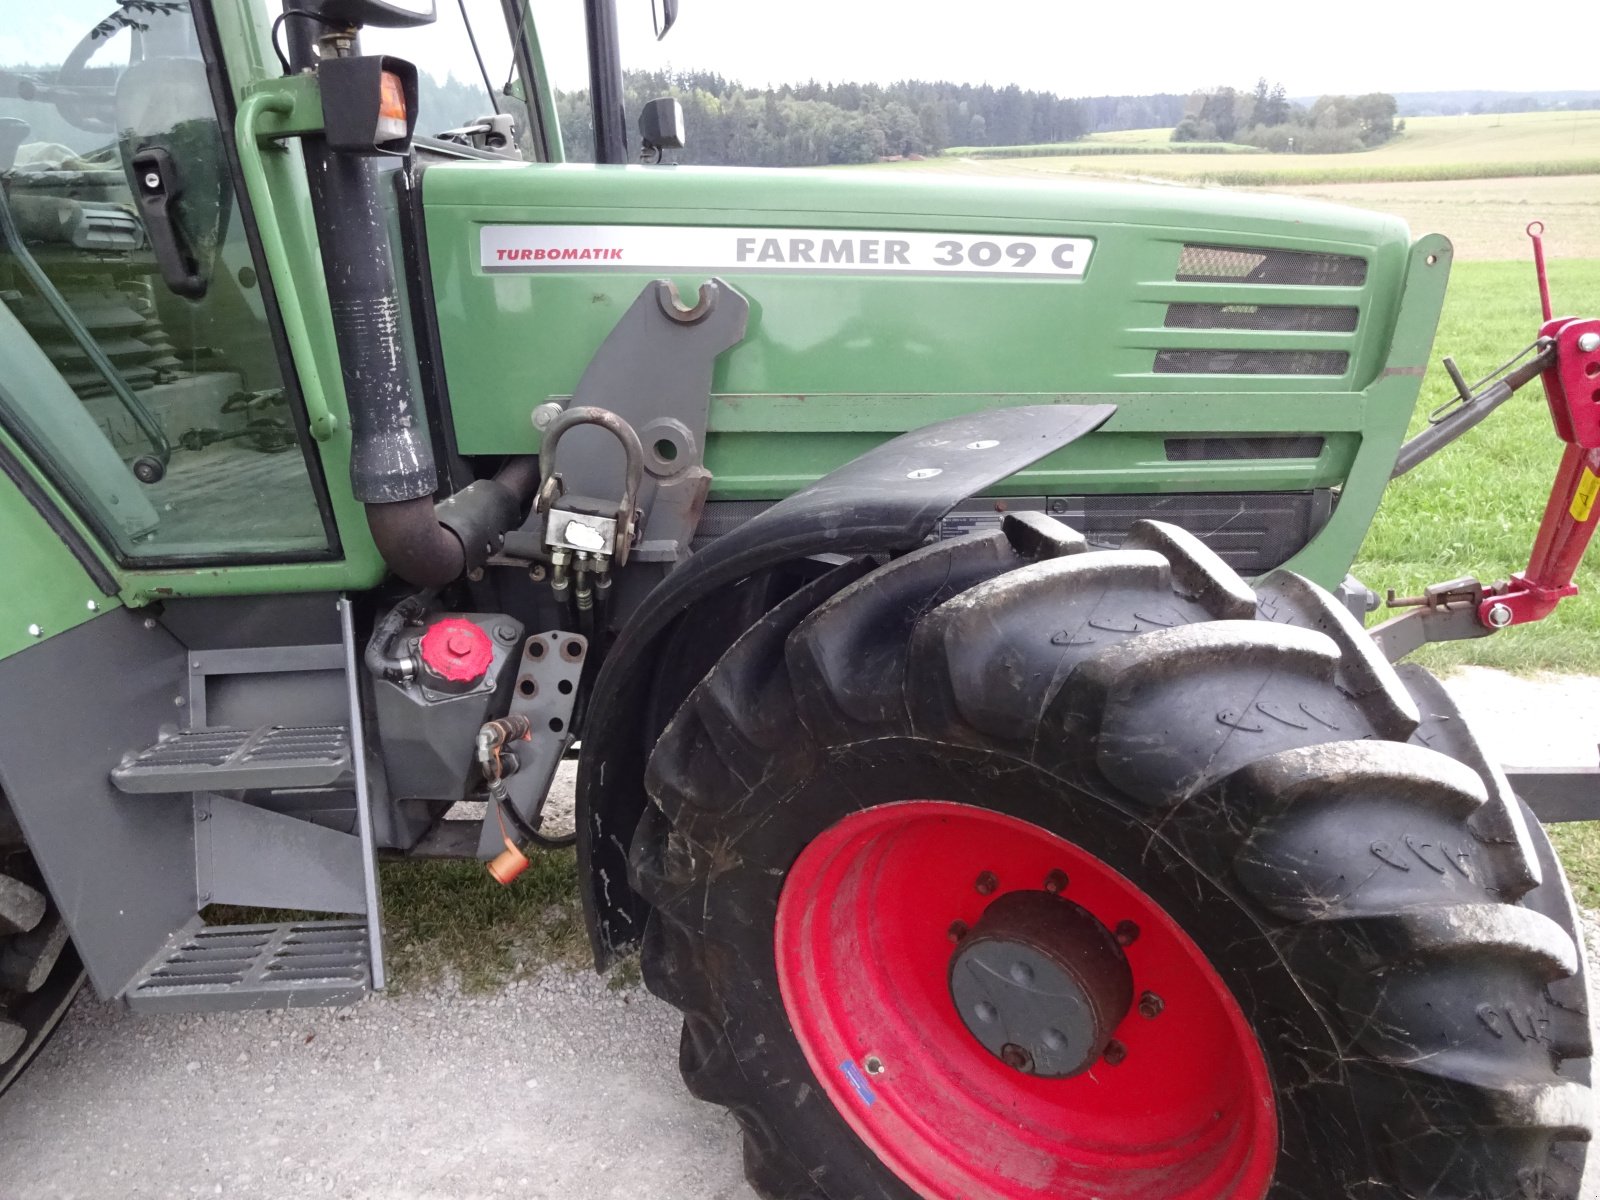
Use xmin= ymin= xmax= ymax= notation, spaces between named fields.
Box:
xmin=577 ymin=402 xmax=1116 ymax=963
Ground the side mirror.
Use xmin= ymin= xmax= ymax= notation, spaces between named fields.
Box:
xmin=652 ymin=0 xmax=680 ymax=41
xmin=638 ymin=97 xmax=684 ymax=163
xmin=305 ymin=0 xmax=436 ymax=29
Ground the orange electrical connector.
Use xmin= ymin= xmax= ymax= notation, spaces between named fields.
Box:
xmin=487 ymin=838 xmax=530 ymax=886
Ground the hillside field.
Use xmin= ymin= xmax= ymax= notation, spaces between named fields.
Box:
xmin=909 ymin=110 xmax=1600 ymax=183
xmin=873 ymin=110 xmax=1600 ymax=261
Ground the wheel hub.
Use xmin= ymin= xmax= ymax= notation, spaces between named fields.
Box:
xmin=948 ymin=889 xmax=1133 ymax=1078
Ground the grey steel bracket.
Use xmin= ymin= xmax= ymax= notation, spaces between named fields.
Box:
xmin=338 ymin=597 xmax=387 ymax=991
xmin=1369 ymin=576 xmax=1496 ymax=663
xmin=1508 ymin=767 xmax=1600 ymax=823
xmin=476 ymin=630 xmax=588 ymax=859
xmin=520 ymin=278 xmax=750 ymax=565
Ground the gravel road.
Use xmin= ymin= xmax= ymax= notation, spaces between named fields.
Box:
xmin=3 ymin=668 xmax=1598 ymax=1200
xmin=0 ymin=970 xmax=751 ymax=1200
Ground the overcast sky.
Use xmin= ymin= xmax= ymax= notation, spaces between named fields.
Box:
xmin=6 ymin=2 xmax=1594 ymax=101
xmin=476 ymin=0 xmax=1600 ymax=96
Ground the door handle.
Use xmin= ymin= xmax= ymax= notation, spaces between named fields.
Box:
xmin=130 ymin=146 xmax=207 ymax=300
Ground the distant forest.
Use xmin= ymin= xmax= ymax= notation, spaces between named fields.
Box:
xmin=1173 ymin=81 xmax=1403 ymax=153
xmin=408 ymin=69 xmax=1600 ymax=167
xmin=551 ymin=73 xmax=1161 ymax=166
xmin=1393 ymin=90 xmax=1600 ymax=116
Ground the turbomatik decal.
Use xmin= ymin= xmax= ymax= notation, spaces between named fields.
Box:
xmin=480 ymin=224 xmax=1094 ymax=279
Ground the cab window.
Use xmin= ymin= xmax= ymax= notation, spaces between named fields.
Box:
xmin=0 ymin=0 xmax=335 ymax=562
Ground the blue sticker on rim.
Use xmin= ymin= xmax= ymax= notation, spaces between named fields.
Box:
xmin=839 ymin=1059 xmax=877 ymax=1107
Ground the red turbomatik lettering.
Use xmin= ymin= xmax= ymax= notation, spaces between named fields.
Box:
xmin=496 ymin=245 xmax=627 ymax=265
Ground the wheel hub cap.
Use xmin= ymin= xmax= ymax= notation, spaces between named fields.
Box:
xmin=949 ymin=890 xmax=1132 ymax=1078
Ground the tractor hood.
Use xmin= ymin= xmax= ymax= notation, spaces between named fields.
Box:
xmin=418 ymin=160 xmax=1443 ymax=588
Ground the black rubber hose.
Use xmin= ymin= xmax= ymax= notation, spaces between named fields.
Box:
xmin=365 ymin=457 xmax=539 ymax=588
xmin=363 ymin=591 xmax=434 ymax=681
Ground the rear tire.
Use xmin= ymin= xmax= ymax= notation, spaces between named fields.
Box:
xmin=0 ymin=795 xmax=83 ymax=1097
xmin=631 ymin=518 xmax=1593 ymax=1199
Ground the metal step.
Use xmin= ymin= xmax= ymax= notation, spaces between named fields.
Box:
xmin=124 ymin=919 xmax=369 ymax=1013
xmin=111 ymin=725 xmax=351 ymax=794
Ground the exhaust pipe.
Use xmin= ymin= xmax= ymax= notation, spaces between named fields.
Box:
xmin=291 ymin=25 xmax=534 ymax=587
xmin=365 ymin=458 xmax=539 ymax=588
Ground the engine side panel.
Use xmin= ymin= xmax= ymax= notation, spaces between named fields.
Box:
xmin=422 ymin=164 xmax=1448 ymax=588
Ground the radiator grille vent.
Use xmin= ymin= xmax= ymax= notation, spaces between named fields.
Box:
xmin=1154 ymin=349 xmax=1349 ymax=376
xmin=1176 ymin=245 xmax=1368 ymax=287
xmin=1165 ymin=436 xmax=1326 ymax=461
xmin=1164 ymin=303 xmax=1358 ymax=332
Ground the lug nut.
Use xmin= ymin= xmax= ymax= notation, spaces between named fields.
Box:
xmin=1103 ymin=1040 xmax=1127 ymax=1066
xmin=1000 ymin=1043 xmax=1034 ymax=1073
xmin=1114 ymin=920 xmax=1141 ymax=947
xmin=975 ymin=870 xmax=998 ymax=896
xmin=863 ymin=1054 xmax=885 ymax=1076
xmin=946 ymin=919 xmax=969 ymax=943
xmin=1138 ymin=990 xmax=1164 ymax=1019
xmin=1043 ymin=869 xmax=1069 ymax=894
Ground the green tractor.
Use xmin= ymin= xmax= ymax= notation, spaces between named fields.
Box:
xmin=2 ymin=1 xmax=1597 ymax=1196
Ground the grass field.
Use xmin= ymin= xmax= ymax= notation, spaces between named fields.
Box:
xmin=908 ymin=111 xmax=1600 ymax=186
xmin=1265 ymin=175 xmax=1600 ymax=261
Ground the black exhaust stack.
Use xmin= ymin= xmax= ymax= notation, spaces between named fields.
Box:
xmin=288 ymin=18 xmax=535 ymax=586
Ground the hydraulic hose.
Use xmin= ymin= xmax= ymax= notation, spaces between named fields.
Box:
xmin=363 ymin=590 xmax=435 ymax=681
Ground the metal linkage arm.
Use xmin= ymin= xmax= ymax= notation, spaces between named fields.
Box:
xmin=1484 ymin=317 xmax=1600 ymax=628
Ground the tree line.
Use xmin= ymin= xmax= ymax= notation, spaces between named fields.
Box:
xmin=413 ymin=67 xmax=1406 ymax=166
xmin=1173 ymin=79 xmax=1402 ymax=152
xmin=554 ymin=73 xmax=1101 ymax=166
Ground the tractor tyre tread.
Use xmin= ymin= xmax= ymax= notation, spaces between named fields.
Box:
xmin=631 ymin=520 xmax=1591 ymax=1200
xmin=0 ymin=793 xmax=84 ymax=1096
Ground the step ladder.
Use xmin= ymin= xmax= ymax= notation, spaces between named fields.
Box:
xmin=108 ymin=599 xmax=384 ymax=1013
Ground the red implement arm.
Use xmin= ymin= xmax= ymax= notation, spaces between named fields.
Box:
xmin=1478 ymin=315 xmax=1600 ymax=629
xmin=1371 ymin=224 xmax=1599 ymax=661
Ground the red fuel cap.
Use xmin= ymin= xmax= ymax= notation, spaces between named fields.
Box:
xmin=419 ymin=617 xmax=494 ymax=686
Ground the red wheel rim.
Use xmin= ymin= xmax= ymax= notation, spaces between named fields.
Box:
xmin=774 ymin=801 xmax=1277 ymax=1200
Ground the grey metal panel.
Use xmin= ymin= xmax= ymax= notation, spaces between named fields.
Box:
xmin=1508 ymin=768 xmax=1600 ymax=823
xmin=338 ymin=598 xmax=386 ymax=991
xmin=186 ymin=642 xmax=346 ymax=729
xmin=0 ymin=609 xmax=197 ymax=999
xmin=194 ymin=795 xmax=367 ymax=913
xmin=158 ymin=593 xmax=343 ymax=651
xmin=202 ymin=671 xmax=348 ymax=732
xmin=188 ymin=645 xmax=345 ymax=675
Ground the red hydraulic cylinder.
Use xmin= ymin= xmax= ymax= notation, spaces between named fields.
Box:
xmin=1478 ymin=316 xmax=1600 ymax=628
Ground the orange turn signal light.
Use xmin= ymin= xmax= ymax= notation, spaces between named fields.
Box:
xmin=376 ymin=70 xmax=409 ymax=143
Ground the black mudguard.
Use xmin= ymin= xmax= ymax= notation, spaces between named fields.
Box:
xmin=578 ymin=402 xmax=1116 ymax=963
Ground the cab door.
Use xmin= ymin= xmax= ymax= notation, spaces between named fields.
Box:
xmin=0 ymin=0 xmax=338 ymax=568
